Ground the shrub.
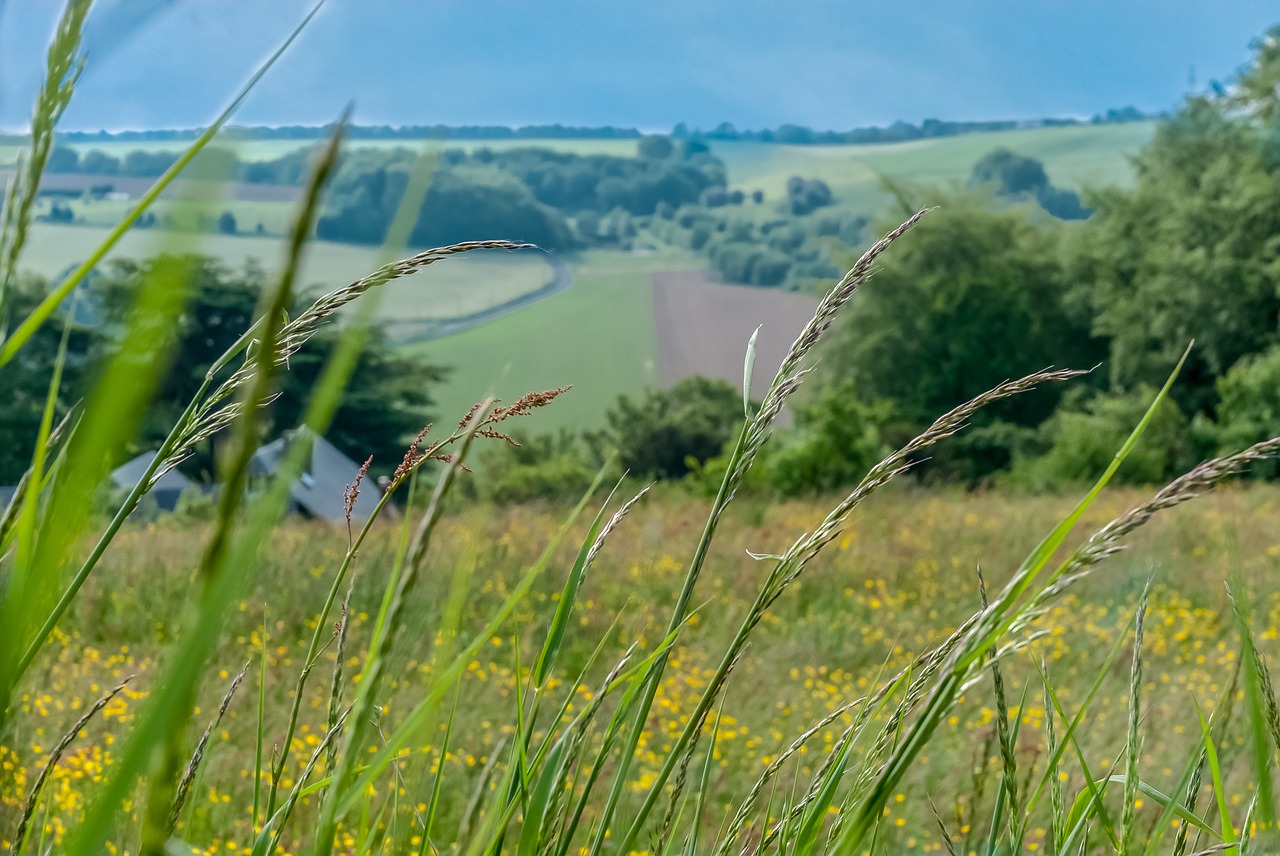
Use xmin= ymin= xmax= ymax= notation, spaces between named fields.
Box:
xmin=1015 ymin=386 xmax=1194 ymax=486
xmin=762 ymin=381 xmax=884 ymax=496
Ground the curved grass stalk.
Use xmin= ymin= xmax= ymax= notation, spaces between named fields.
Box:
xmin=0 ymin=0 xmax=90 ymax=335
xmin=10 ymin=677 xmax=130 ymax=856
xmin=590 ymin=209 xmax=930 ymax=856
xmin=0 ymin=1 xmax=326 ymax=369
xmin=616 ymin=366 xmax=1083 ymax=855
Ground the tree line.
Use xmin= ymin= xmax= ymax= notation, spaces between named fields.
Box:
xmin=476 ymin=28 xmax=1280 ymax=499
xmin=36 ymin=107 xmax=1156 ymax=148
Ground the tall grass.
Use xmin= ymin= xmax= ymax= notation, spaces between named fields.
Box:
xmin=5 ymin=4 xmax=1280 ymax=855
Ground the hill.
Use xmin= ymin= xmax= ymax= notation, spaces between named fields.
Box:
xmin=13 ymin=121 xmax=1157 ymax=430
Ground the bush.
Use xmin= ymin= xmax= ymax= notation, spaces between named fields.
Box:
xmin=589 ymin=376 xmax=742 ymax=479
xmin=1206 ymin=346 xmax=1280 ymax=476
xmin=1015 ymin=387 xmax=1194 ymax=486
xmin=762 ymin=381 xmax=884 ymax=496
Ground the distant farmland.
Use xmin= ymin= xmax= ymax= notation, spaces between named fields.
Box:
xmin=9 ymin=121 xmax=1157 ymax=429
xmin=20 ymin=223 xmax=556 ymax=342
xmin=8 ymin=120 xmax=1156 ymax=223
xmin=652 ymin=270 xmax=818 ymax=399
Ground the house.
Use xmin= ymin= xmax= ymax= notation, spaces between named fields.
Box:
xmin=249 ymin=430 xmax=379 ymax=524
xmin=111 ymin=451 xmax=198 ymax=512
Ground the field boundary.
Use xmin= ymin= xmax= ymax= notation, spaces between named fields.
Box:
xmin=652 ymin=269 xmax=818 ymax=395
xmin=389 ymin=251 xmax=572 ymax=344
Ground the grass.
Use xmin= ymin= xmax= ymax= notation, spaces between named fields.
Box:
xmin=5 ymin=484 xmax=1280 ymax=854
xmin=5 ymin=8 xmax=1280 ymax=856
xmin=403 ymin=248 xmax=703 ymax=432
xmin=10 ymin=153 xmax=1280 ymax=856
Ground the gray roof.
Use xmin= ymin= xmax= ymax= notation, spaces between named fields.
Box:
xmin=250 ymin=430 xmax=378 ymax=523
xmin=111 ymin=451 xmax=196 ymax=493
xmin=111 ymin=451 xmax=198 ymax=512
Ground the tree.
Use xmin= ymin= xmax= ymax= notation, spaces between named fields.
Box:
xmin=1205 ymin=345 xmax=1280 ymax=476
xmin=786 ymin=177 xmax=834 ymax=215
xmin=121 ymin=149 xmax=179 ymax=177
xmin=819 ymin=192 xmax=1104 ymax=480
xmin=217 ymin=211 xmax=237 ymax=234
xmin=589 ymin=376 xmax=743 ymax=479
xmin=47 ymin=146 xmax=79 ymax=172
xmin=637 ymin=135 xmax=675 ymax=160
xmin=971 ymin=149 xmax=1050 ymax=196
xmin=0 ymin=275 xmax=98 ymax=483
xmin=1070 ymin=97 xmax=1280 ymax=416
xmin=1015 ymin=387 xmax=1193 ymax=486
xmin=1232 ymin=25 xmax=1280 ymax=121
xmin=763 ymin=380 xmax=883 ymax=495
xmin=970 ymin=149 xmax=1090 ymax=220
xmin=90 ymin=256 xmax=447 ymax=479
xmin=317 ymin=163 xmax=575 ymax=250
xmin=80 ymin=150 xmax=120 ymax=174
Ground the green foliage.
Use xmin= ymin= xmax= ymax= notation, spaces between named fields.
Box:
xmin=785 ymin=176 xmax=834 ymax=215
xmin=970 ymin=148 xmax=1090 ymax=219
xmin=762 ymin=381 xmax=884 ymax=496
xmin=317 ymin=160 xmax=574 ymax=250
xmin=477 ymin=431 xmax=600 ymax=504
xmin=89 ymin=255 xmax=446 ymax=478
xmin=1071 ymin=97 xmax=1280 ymax=415
xmin=636 ymin=135 xmax=675 ymax=160
xmin=0 ymin=275 xmax=94 ymax=483
xmin=1205 ymin=346 xmax=1280 ymax=477
xmin=588 ymin=376 xmax=743 ymax=480
xmin=1015 ymin=386 xmax=1194 ymax=486
xmin=1232 ymin=25 xmax=1280 ymax=121
xmin=821 ymin=191 xmax=1103 ymax=480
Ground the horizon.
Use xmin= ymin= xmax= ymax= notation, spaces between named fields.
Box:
xmin=0 ymin=111 xmax=1159 ymax=139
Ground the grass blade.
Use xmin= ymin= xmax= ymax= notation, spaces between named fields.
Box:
xmin=0 ymin=1 xmax=325 ymax=369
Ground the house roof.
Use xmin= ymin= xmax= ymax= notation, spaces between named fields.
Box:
xmin=111 ymin=451 xmax=196 ymax=493
xmin=250 ymin=431 xmax=378 ymax=523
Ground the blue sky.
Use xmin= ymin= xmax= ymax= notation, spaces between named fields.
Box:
xmin=0 ymin=1 xmax=1275 ymax=133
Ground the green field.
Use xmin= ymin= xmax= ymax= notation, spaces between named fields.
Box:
xmin=36 ymin=196 xmax=298 ymax=236
xmin=404 ymin=248 xmax=702 ymax=432
xmin=20 ymin=222 xmax=556 ymax=338
xmin=7 ymin=482 xmax=1279 ymax=853
xmin=706 ymin=122 xmax=1154 ymax=221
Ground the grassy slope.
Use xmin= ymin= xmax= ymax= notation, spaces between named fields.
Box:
xmin=20 ymin=222 xmax=555 ymax=335
xmin=17 ymin=123 xmax=1155 ymax=428
xmin=403 ymin=248 xmax=703 ymax=432
xmin=715 ymin=121 xmax=1155 ymax=214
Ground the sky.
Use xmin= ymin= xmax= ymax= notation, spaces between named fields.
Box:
xmin=0 ymin=1 xmax=1275 ymax=133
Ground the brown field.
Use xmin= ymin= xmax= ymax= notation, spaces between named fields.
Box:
xmin=652 ymin=269 xmax=819 ymax=397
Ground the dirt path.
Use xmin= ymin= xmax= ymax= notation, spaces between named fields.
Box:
xmin=652 ymin=270 xmax=819 ymax=402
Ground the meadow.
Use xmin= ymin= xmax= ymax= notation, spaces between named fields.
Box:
xmin=8 ymin=8 xmax=1279 ymax=855
xmin=3 ymin=483 xmax=1276 ymax=854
